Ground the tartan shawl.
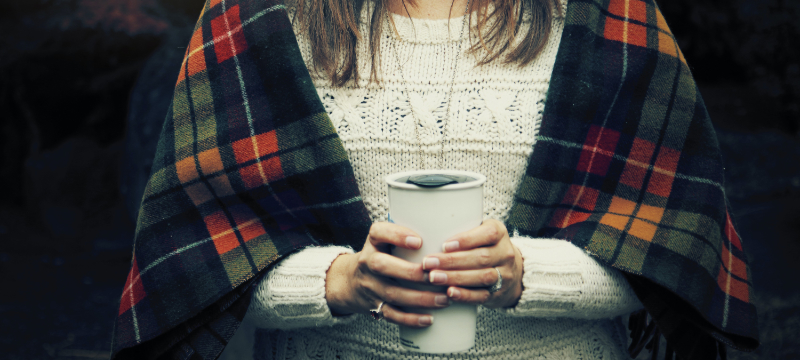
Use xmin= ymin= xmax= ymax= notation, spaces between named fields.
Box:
xmin=112 ymin=0 xmax=759 ymax=358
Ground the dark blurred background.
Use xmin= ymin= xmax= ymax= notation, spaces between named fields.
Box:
xmin=0 ymin=0 xmax=798 ymax=359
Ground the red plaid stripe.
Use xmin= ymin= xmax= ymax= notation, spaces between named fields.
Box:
xmin=210 ymin=5 xmax=248 ymax=63
xmin=119 ymin=257 xmax=145 ymax=315
xmin=549 ymin=185 xmax=598 ymax=228
xmin=240 ymin=157 xmax=284 ymax=189
xmin=717 ymin=210 xmax=749 ymax=300
xmin=231 ymin=206 xmax=267 ymax=242
xmin=725 ymin=212 xmax=743 ymax=250
xmin=564 ymin=185 xmax=600 ymax=212
xmin=577 ymin=125 xmax=621 ymax=176
xmin=550 ymin=208 xmax=591 ymax=229
xmin=604 ymin=17 xmax=647 ymax=48
xmin=608 ymin=0 xmax=647 ymax=23
xmin=646 ymin=146 xmax=680 ymax=197
xmin=620 ymin=138 xmax=656 ymax=189
xmin=722 ymin=242 xmax=747 ymax=281
xmin=717 ymin=265 xmax=749 ymax=303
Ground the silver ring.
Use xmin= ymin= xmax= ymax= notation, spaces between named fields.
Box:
xmin=488 ymin=267 xmax=503 ymax=294
xmin=370 ymin=301 xmax=386 ymax=321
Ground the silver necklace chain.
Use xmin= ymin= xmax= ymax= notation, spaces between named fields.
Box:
xmin=385 ymin=0 xmax=471 ymax=170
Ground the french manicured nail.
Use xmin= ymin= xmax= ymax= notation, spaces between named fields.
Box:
xmin=442 ymin=241 xmax=460 ymax=252
xmin=448 ymin=287 xmax=461 ymax=299
xmin=435 ymin=295 xmax=450 ymax=306
xmin=429 ymin=271 xmax=447 ymax=284
xmin=405 ymin=236 xmax=421 ymax=249
xmin=422 ymin=257 xmax=440 ymax=270
xmin=419 ymin=316 xmax=434 ymax=326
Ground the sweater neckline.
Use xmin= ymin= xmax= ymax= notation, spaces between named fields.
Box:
xmin=388 ymin=12 xmax=470 ymax=44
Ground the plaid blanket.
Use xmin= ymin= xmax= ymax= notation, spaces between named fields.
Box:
xmin=112 ymin=0 xmax=759 ymax=358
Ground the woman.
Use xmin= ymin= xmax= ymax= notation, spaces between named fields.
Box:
xmin=112 ymin=0 xmax=759 ymax=359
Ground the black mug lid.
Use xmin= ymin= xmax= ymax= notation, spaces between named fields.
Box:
xmin=406 ymin=174 xmax=476 ymax=188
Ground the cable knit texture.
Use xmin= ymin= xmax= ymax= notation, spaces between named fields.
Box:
xmin=247 ymin=246 xmax=357 ymax=330
xmin=219 ymin=1 xmax=645 ymax=359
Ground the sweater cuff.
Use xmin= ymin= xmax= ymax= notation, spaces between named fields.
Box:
xmin=246 ymin=245 xmax=356 ymax=329
xmin=505 ymin=237 xmax=642 ymax=319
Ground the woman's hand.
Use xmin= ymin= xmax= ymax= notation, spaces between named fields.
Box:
xmin=422 ymin=219 xmax=524 ymax=308
xmin=325 ymin=222 xmax=449 ymax=327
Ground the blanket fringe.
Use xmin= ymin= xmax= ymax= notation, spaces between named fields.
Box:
xmin=628 ymin=310 xmax=727 ymax=360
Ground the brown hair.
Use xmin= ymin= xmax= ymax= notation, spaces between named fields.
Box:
xmin=291 ymin=0 xmax=560 ymax=87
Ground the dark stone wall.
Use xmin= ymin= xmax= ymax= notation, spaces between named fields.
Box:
xmin=0 ymin=0 xmax=203 ymax=254
xmin=657 ymin=0 xmax=800 ymax=134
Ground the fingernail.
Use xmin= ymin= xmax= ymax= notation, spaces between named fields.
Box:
xmin=405 ymin=236 xmax=421 ymax=249
xmin=429 ymin=271 xmax=447 ymax=284
xmin=435 ymin=295 xmax=450 ymax=306
xmin=447 ymin=287 xmax=461 ymax=299
xmin=442 ymin=241 xmax=459 ymax=252
xmin=419 ymin=316 xmax=433 ymax=326
xmin=422 ymin=257 xmax=439 ymax=270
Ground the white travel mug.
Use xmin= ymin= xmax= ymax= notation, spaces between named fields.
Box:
xmin=386 ymin=170 xmax=486 ymax=353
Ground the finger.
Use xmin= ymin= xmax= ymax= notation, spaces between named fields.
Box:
xmin=364 ymin=252 xmax=426 ymax=282
xmin=446 ymin=287 xmax=491 ymax=305
xmin=427 ymin=268 xmax=500 ymax=287
xmin=377 ymin=283 xmax=451 ymax=308
xmin=424 ymin=246 xmax=512 ymax=270
xmin=381 ymin=303 xmax=435 ymax=328
xmin=441 ymin=219 xmax=507 ymax=252
xmin=368 ymin=222 xmax=422 ymax=250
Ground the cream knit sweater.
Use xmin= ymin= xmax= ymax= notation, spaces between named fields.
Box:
xmin=220 ymin=2 xmax=643 ymax=359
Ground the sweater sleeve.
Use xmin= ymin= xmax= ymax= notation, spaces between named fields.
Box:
xmin=244 ymin=245 xmax=357 ymax=329
xmin=505 ymin=237 xmax=643 ymax=319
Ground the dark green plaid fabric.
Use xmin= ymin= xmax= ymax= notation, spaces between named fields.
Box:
xmin=112 ymin=0 xmax=758 ymax=358
xmin=112 ymin=1 xmax=371 ymax=358
xmin=508 ymin=0 xmax=758 ymax=356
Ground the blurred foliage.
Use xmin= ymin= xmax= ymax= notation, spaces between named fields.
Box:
xmin=656 ymin=0 xmax=800 ymax=134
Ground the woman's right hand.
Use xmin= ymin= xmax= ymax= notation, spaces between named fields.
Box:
xmin=325 ymin=222 xmax=450 ymax=327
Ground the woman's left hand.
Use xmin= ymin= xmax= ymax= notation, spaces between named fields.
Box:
xmin=422 ymin=219 xmax=523 ymax=308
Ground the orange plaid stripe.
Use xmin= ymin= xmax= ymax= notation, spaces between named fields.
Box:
xmin=232 ymin=131 xmax=279 ymax=164
xmin=599 ymin=196 xmax=665 ymax=242
xmin=204 ymin=211 xmax=241 ymax=254
xmin=187 ymin=27 xmax=208 ymax=78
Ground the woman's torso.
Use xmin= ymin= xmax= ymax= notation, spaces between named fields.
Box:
xmin=274 ymin=3 xmax=630 ymax=359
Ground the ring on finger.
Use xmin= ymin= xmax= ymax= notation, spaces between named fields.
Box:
xmin=370 ymin=301 xmax=386 ymax=321
xmin=487 ymin=267 xmax=503 ymax=294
